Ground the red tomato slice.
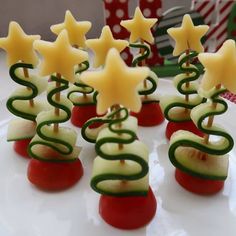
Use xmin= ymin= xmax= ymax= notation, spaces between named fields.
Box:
xmin=13 ymin=138 xmax=31 ymax=158
xmin=130 ymin=102 xmax=164 ymax=127
xmin=99 ymin=187 xmax=157 ymax=229
xmin=166 ymin=120 xmax=204 ymax=140
xmin=27 ymin=158 xmax=83 ymax=191
xmin=71 ymin=104 xmax=101 ymax=128
xmin=175 ymin=168 xmax=224 ymax=195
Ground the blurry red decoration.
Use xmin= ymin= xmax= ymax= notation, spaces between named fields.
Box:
xmin=102 ymin=0 xmax=164 ymax=66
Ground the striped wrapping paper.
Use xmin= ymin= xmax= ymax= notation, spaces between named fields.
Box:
xmin=193 ymin=0 xmax=235 ymax=51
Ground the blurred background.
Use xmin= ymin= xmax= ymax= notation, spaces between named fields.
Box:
xmin=0 ymin=0 xmax=190 ymax=40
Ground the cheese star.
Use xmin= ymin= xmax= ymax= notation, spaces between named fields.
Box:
xmin=198 ymin=39 xmax=236 ymax=93
xmin=34 ymin=30 xmax=88 ymax=83
xmin=167 ymin=14 xmax=209 ymax=56
xmin=120 ymin=7 xmax=157 ymax=44
xmin=0 ymin=21 xmax=40 ymax=67
xmin=80 ymin=48 xmax=149 ymax=114
xmin=86 ymin=26 xmax=128 ymax=68
xmin=50 ymin=10 xmax=91 ymax=48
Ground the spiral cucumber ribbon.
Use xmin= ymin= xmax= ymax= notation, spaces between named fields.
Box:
xmin=28 ymin=75 xmax=80 ymax=162
xmin=87 ymin=107 xmax=149 ymax=197
xmin=169 ymin=87 xmax=234 ymax=180
xmin=67 ymin=61 xmax=96 ymax=106
xmin=160 ymin=51 xmax=206 ymax=122
xmin=130 ymin=42 xmax=159 ymax=104
xmin=7 ymin=63 xmax=48 ymax=141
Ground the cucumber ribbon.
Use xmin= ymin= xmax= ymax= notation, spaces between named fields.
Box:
xmin=7 ymin=63 xmax=47 ymax=141
xmin=130 ymin=42 xmax=159 ymax=104
xmin=160 ymin=51 xmax=205 ymax=122
xmin=169 ymin=87 xmax=234 ymax=180
xmin=67 ymin=61 xmax=96 ymax=106
xmin=28 ymin=74 xmax=80 ymax=162
xmin=83 ymin=107 xmax=149 ymax=197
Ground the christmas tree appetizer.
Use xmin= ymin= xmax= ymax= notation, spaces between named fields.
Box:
xmin=169 ymin=39 xmax=236 ymax=195
xmin=27 ymin=30 xmax=88 ymax=190
xmin=50 ymin=10 xmax=95 ymax=128
xmin=160 ymin=14 xmax=209 ymax=139
xmin=80 ymin=48 xmax=156 ymax=229
xmin=0 ymin=22 xmax=48 ymax=158
xmin=120 ymin=6 xmax=164 ymax=126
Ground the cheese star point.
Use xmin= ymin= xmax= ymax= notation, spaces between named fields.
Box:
xmin=86 ymin=25 xmax=128 ymax=68
xmin=0 ymin=21 xmax=40 ymax=67
xmin=167 ymin=14 xmax=209 ymax=56
xmin=80 ymin=48 xmax=149 ymax=114
xmin=34 ymin=30 xmax=88 ymax=83
xmin=120 ymin=7 xmax=157 ymax=44
xmin=198 ymin=39 xmax=236 ymax=93
xmin=50 ymin=10 xmax=91 ymax=48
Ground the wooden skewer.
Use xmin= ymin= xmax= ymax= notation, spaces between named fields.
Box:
xmin=185 ymin=48 xmax=190 ymax=104
xmin=112 ymin=104 xmax=125 ymax=164
xmin=203 ymin=84 xmax=221 ymax=145
xmin=53 ymin=73 xmax=61 ymax=133
xmin=22 ymin=62 xmax=34 ymax=107
xmin=184 ymin=42 xmax=191 ymax=114
xmin=74 ymin=44 xmax=87 ymax=99
xmin=140 ymin=39 xmax=148 ymax=100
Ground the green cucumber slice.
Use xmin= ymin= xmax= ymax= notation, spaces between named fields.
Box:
xmin=87 ymin=107 xmax=149 ymax=197
xmin=7 ymin=119 xmax=36 ymax=141
xmin=7 ymin=63 xmax=48 ymax=121
xmin=28 ymin=75 xmax=80 ymax=162
xmin=130 ymin=42 xmax=159 ymax=103
xmin=168 ymin=87 xmax=234 ymax=180
xmin=68 ymin=60 xmax=96 ymax=106
xmin=81 ymin=111 xmax=138 ymax=143
xmin=174 ymin=146 xmax=228 ymax=179
xmin=160 ymin=51 xmax=205 ymax=122
xmin=91 ymin=139 xmax=149 ymax=196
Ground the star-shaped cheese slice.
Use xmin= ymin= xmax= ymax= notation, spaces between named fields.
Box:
xmin=50 ymin=10 xmax=91 ymax=48
xmin=167 ymin=14 xmax=209 ymax=56
xmin=86 ymin=25 xmax=128 ymax=68
xmin=80 ymin=48 xmax=149 ymax=114
xmin=198 ymin=39 xmax=236 ymax=93
xmin=120 ymin=7 xmax=157 ymax=44
xmin=34 ymin=30 xmax=88 ymax=83
xmin=0 ymin=21 xmax=40 ymax=67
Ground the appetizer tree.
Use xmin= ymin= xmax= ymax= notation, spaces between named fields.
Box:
xmin=169 ymin=40 xmax=236 ymax=195
xmin=27 ymin=30 xmax=88 ymax=190
xmin=121 ymin=6 xmax=164 ymax=126
xmin=0 ymin=22 xmax=48 ymax=158
xmin=50 ymin=10 xmax=95 ymax=128
xmin=81 ymin=48 xmax=156 ymax=229
xmin=160 ymin=14 xmax=209 ymax=139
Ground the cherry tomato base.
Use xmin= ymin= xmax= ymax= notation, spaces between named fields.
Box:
xmin=13 ymin=138 xmax=32 ymax=159
xmin=99 ymin=187 xmax=157 ymax=230
xmin=27 ymin=158 xmax=83 ymax=191
xmin=166 ymin=120 xmax=204 ymax=140
xmin=71 ymin=104 xmax=100 ymax=128
xmin=130 ymin=102 xmax=164 ymax=127
xmin=175 ymin=168 xmax=224 ymax=195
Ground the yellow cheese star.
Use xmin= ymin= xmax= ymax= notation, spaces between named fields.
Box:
xmin=34 ymin=30 xmax=88 ymax=83
xmin=167 ymin=14 xmax=209 ymax=56
xmin=86 ymin=26 xmax=128 ymax=68
xmin=198 ymin=39 xmax=236 ymax=93
xmin=80 ymin=48 xmax=149 ymax=114
xmin=50 ymin=10 xmax=91 ymax=48
xmin=0 ymin=21 xmax=40 ymax=67
xmin=120 ymin=7 xmax=157 ymax=44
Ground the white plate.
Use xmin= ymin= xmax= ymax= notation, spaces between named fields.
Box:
xmin=0 ymin=79 xmax=236 ymax=236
